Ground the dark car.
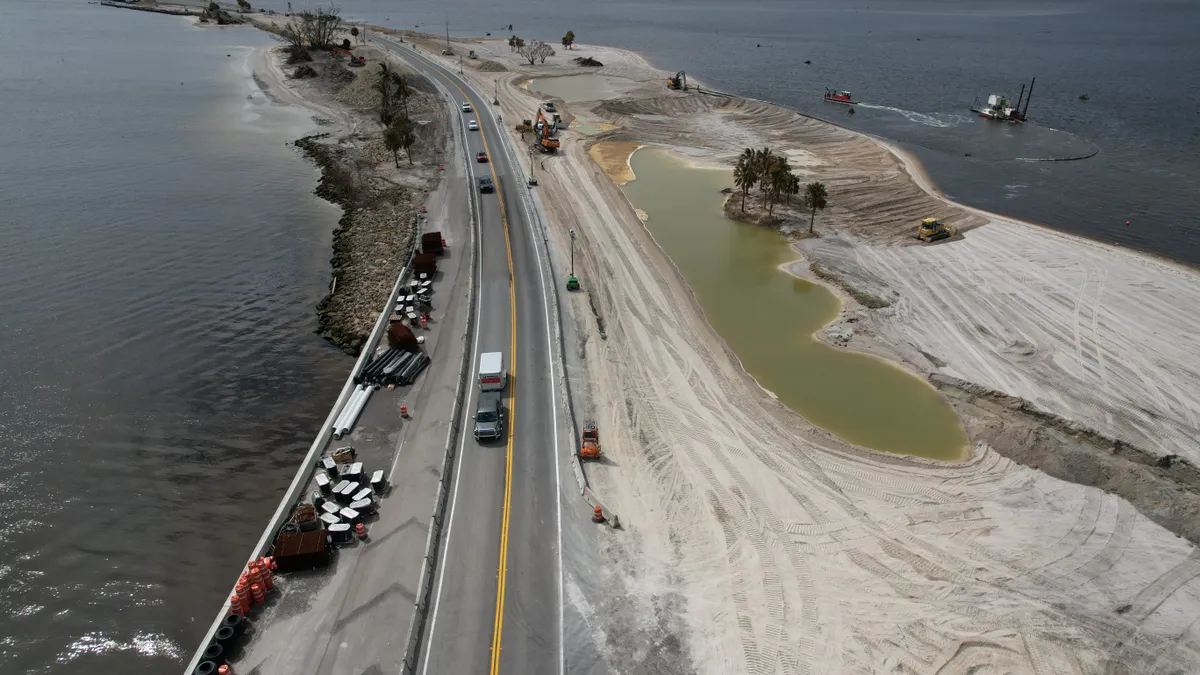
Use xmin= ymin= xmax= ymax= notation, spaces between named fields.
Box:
xmin=543 ymin=102 xmax=557 ymax=112
xmin=477 ymin=151 xmax=488 ymax=163
xmin=473 ymin=392 xmax=504 ymax=441
xmin=478 ymin=176 xmax=494 ymax=193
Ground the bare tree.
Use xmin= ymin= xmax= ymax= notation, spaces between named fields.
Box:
xmin=350 ymin=26 xmax=359 ymax=44
xmin=236 ymin=0 xmax=251 ymax=11
xmin=298 ymin=7 xmax=343 ymax=50
xmin=280 ymin=19 xmax=305 ymax=49
xmin=519 ymin=40 xmax=553 ymax=65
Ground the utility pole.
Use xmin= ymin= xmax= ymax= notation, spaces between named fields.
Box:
xmin=444 ymin=19 xmax=451 ymax=55
xmin=494 ymin=79 xmax=499 ymax=105
xmin=570 ymin=230 xmax=576 ymax=276
xmin=458 ymin=55 xmax=463 ymax=74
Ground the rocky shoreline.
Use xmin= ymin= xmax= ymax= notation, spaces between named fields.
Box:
xmin=267 ymin=43 xmax=445 ymax=355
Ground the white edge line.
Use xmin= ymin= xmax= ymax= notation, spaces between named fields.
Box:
xmin=415 ymin=58 xmax=483 ymax=675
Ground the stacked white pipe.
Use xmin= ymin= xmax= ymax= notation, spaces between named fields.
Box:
xmin=331 ymin=385 xmax=373 ymax=439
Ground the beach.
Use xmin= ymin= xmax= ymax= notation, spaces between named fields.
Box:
xmin=405 ymin=32 xmax=1200 ymax=673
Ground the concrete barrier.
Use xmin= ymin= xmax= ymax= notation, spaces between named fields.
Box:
xmin=182 ymin=223 xmax=421 ymax=675
xmin=397 ymin=59 xmax=481 ymax=675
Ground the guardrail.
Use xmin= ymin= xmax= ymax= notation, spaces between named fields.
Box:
xmin=183 ymin=219 xmax=421 ymax=675
xmin=395 ymin=50 xmax=480 ymax=675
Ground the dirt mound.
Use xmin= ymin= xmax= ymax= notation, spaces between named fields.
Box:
xmin=475 ymin=59 xmax=507 ymax=72
xmin=592 ymin=93 xmax=985 ymax=243
xmin=573 ymin=56 xmax=603 ymax=67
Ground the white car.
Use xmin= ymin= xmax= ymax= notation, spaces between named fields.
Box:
xmin=468 ymin=120 xmax=478 ymax=131
xmin=461 ymin=102 xmax=472 ymax=113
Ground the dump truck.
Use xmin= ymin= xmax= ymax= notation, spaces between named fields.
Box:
xmin=578 ymin=420 xmax=601 ymax=460
xmin=421 ymin=231 xmax=445 ymax=256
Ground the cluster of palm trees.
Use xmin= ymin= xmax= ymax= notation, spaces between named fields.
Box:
xmin=375 ymin=63 xmax=416 ymax=167
xmin=733 ymin=147 xmax=828 ymax=233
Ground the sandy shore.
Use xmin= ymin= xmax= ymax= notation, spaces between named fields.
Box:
xmin=403 ymin=32 xmax=1200 ymax=674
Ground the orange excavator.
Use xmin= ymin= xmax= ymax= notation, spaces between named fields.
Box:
xmin=578 ymin=420 xmax=601 ymax=460
xmin=333 ymin=48 xmax=367 ymax=67
xmin=533 ymin=110 xmax=560 ymax=153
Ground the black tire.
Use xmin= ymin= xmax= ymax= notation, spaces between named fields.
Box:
xmin=202 ymin=642 xmax=225 ymax=666
xmin=215 ymin=625 xmax=238 ymax=650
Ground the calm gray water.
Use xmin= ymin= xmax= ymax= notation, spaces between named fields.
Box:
xmin=276 ymin=0 xmax=1200 ymax=264
xmin=0 ymin=1 xmax=347 ymax=671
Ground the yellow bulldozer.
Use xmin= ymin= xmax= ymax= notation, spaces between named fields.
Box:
xmin=916 ymin=217 xmax=954 ymax=242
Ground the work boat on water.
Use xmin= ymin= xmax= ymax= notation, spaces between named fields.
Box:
xmin=971 ymin=77 xmax=1035 ymax=123
xmin=823 ymin=88 xmax=858 ymax=105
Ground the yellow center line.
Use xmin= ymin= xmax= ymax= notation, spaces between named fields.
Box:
xmin=438 ymin=73 xmax=518 ymax=675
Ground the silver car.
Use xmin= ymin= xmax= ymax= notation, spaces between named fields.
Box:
xmin=473 ymin=392 xmax=504 ymax=441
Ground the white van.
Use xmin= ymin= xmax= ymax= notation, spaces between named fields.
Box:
xmin=478 ymin=352 xmax=506 ymax=391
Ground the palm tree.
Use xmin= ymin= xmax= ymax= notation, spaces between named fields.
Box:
xmin=766 ymin=158 xmax=791 ymax=216
xmin=383 ymin=123 xmax=403 ymax=167
xmin=390 ymin=71 xmax=411 ymax=118
xmin=786 ymin=173 xmax=801 ymax=206
xmin=733 ymin=159 xmax=754 ymax=212
xmin=804 ymin=181 xmax=828 ymax=234
xmin=392 ymin=116 xmax=416 ymax=164
xmin=374 ymin=63 xmax=394 ymax=124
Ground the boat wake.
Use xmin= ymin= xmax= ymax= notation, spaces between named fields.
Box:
xmin=855 ymin=103 xmax=963 ymax=128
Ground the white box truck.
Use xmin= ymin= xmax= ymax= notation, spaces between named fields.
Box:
xmin=479 ymin=352 xmax=506 ymax=391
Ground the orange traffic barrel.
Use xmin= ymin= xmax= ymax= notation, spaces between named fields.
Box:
xmin=234 ymin=582 xmax=251 ymax=610
xmin=250 ymin=583 xmax=265 ymax=605
xmin=248 ymin=563 xmax=264 ymax=590
xmin=229 ymin=593 xmax=245 ymax=616
xmin=399 ymin=404 xmax=409 ymax=418
xmin=419 ymin=315 xmax=428 ymax=329
xmin=592 ymin=506 xmax=604 ymax=523
xmin=218 ymin=665 xmax=233 ymax=675
xmin=355 ymin=522 xmax=368 ymax=540
xmin=260 ymin=563 xmax=274 ymax=591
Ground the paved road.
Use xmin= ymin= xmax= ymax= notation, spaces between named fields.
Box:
xmin=375 ymin=38 xmax=567 ymax=675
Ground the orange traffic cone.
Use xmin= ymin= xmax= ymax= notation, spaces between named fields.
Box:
xmin=399 ymin=404 xmax=409 ymax=418
xmin=592 ymin=506 xmax=605 ymax=523
xmin=355 ymin=522 xmax=368 ymax=540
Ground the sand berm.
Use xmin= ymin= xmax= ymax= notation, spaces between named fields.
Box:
xmin=401 ymin=30 xmax=1200 ymax=675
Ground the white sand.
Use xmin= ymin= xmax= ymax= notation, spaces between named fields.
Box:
xmin=408 ymin=34 xmax=1200 ymax=674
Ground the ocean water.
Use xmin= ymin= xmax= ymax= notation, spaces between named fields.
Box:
xmin=274 ymin=0 xmax=1200 ymax=264
xmin=0 ymin=0 xmax=347 ymax=671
